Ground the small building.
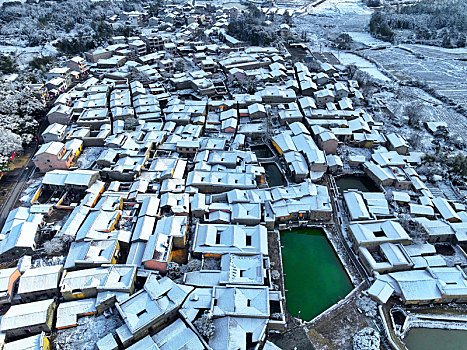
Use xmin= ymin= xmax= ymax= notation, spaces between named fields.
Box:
xmin=47 ymin=104 xmax=73 ymax=125
xmin=17 ymin=265 xmax=63 ymax=303
xmin=67 ymin=56 xmax=87 ymax=73
xmin=386 ymin=133 xmax=409 ymax=155
xmin=3 ymin=332 xmax=51 ymax=350
xmin=33 ymin=142 xmax=74 ymax=173
xmin=116 ymin=275 xmax=192 ymax=342
xmin=1 ymin=299 xmax=56 ymax=337
xmin=0 ymin=267 xmax=21 ymax=306
xmin=41 ymin=123 xmax=67 ymax=143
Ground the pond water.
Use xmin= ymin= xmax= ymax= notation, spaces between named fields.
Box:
xmin=251 ymin=145 xmax=274 ymax=159
xmin=404 ymin=328 xmax=467 ymax=350
xmin=335 ymin=175 xmax=380 ymax=194
xmin=263 ymin=163 xmax=287 ymax=187
xmin=280 ymin=228 xmax=353 ymax=321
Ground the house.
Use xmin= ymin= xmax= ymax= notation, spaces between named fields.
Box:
xmin=314 ymin=89 xmax=334 ymax=105
xmin=56 ymin=298 xmax=97 ymax=330
xmin=41 ymin=123 xmax=67 ymax=143
xmin=248 ymin=103 xmax=267 ymax=120
xmin=67 ymin=56 xmax=87 ymax=73
xmin=3 ymin=332 xmax=51 ymax=350
xmin=363 ymin=162 xmax=395 ymax=187
xmin=221 ymin=117 xmax=237 ymax=133
xmin=316 ymin=131 xmax=338 ymax=155
xmin=142 ymin=216 xmax=188 ymax=273
xmin=358 ymin=243 xmax=414 ymax=275
xmin=128 ymin=40 xmax=147 ymax=56
xmin=334 ymin=82 xmax=349 ymax=99
xmin=116 ymin=275 xmax=193 ymax=341
xmin=349 ymin=220 xmax=412 ymax=249
xmin=63 ymin=239 xmax=119 ymax=270
xmin=33 ymin=142 xmax=74 ymax=173
xmin=0 ymin=267 xmax=21 ymax=305
xmin=17 ymin=265 xmax=63 ymax=303
xmin=184 ymin=253 xmax=267 ymax=287
xmin=192 ymin=223 xmax=268 ymax=257
xmin=432 ymin=197 xmax=460 ymax=223
xmin=209 ymin=286 xmax=271 ymax=350
xmin=85 ymin=48 xmax=112 ymax=63
xmin=1 ymin=299 xmax=56 ymax=337
xmin=386 ymin=133 xmax=409 ymax=155
xmin=0 ymin=221 xmax=39 ymax=262
xmin=125 ymin=318 xmax=206 ymax=350
xmin=47 ymin=104 xmax=73 ymax=125
xmin=60 ymin=267 xmax=105 ymax=301
xmin=370 ymin=266 xmax=467 ymax=305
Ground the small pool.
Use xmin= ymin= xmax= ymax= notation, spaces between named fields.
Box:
xmin=336 ymin=175 xmax=380 ymax=194
xmin=251 ymin=145 xmax=274 ymax=159
xmin=280 ymin=228 xmax=353 ymax=321
xmin=404 ymin=328 xmax=467 ymax=350
xmin=263 ymin=162 xmax=287 ymax=187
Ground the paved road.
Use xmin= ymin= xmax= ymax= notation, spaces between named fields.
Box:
xmin=0 ymin=162 xmax=36 ymax=229
xmin=0 ymin=115 xmax=48 ymax=229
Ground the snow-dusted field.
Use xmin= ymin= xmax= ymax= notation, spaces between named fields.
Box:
xmin=310 ymin=0 xmax=372 ymax=16
xmin=332 ymin=51 xmax=391 ymax=81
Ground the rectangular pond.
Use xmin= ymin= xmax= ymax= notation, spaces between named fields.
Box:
xmin=404 ymin=328 xmax=467 ymax=350
xmin=280 ymin=228 xmax=353 ymax=321
xmin=263 ymin=162 xmax=287 ymax=187
xmin=251 ymin=145 xmax=274 ymax=159
xmin=335 ymin=174 xmax=380 ymax=194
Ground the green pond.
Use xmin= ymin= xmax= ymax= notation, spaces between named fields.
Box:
xmin=404 ymin=328 xmax=467 ymax=350
xmin=280 ymin=228 xmax=353 ymax=321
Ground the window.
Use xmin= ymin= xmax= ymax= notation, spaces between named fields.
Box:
xmin=240 ymin=270 xmax=245 ymax=277
xmin=247 ymin=299 xmax=251 ymax=307
xmin=373 ymin=231 xmax=386 ymax=238
xmin=246 ymin=235 xmax=252 ymax=246
xmin=216 ymin=233 xmax=221 ymax=244
xmin=136 ymin=310 xmax=147 ymax=318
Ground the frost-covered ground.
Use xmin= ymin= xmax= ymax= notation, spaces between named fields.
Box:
xmin=54 ymin=313 xmax=122 ymax=350
xmin=19 ymin=178 xmax=41 ymax=204
xmin=0 ymin=43 xmax=58 ymax=68
xmin=308 ymin=0 xmax=372 ymax=16
xmin=332 ymin=51 xmax=391 ymax=81
xmin=75 ymin=147 xmax=104 ymax=170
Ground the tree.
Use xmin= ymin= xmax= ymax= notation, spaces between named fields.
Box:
xmin=0 ymin=129 xmax=22 ymax=172
xmin=194 ymin=311 xmax=215 ymax=339
xmin=456 ymin=34 xmax=466 ymax=48
xmin=0 ymin=82 xmax=44 ymax=172
xmin=0 ymin=55 xmax=18 ymax=74
xmin=405 ymin=103 xmax=423 ymax=129
xmin=166 ymin=262 xmax=181 ymax=280
xmin=441 ymin=34 xmax=452 ymax=48
xmin=174 ymin=60 xmax=185 ymax=72
xmin=334 ymin=33 xmax=353 ymax=50
xmin=29 ymin=55 xmax=54 ymax=72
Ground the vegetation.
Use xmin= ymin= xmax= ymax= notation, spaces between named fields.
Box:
xmin=29 ymin=55 xmax=54 ymax=72
xmin=0 ymin=55 xmax=18 ymax=74
xmin=422 ymin=150 xmax=467 ymax=186
xmin=0 ymin=0 xmax=148 ymax=47
xmin=227 ymin=4 xmax=279 ymax=46
xmin=334 ymin=33 xmax=354 ymax=50
xmin=369 ymin=0 xmax=467 ymax=47
xmin=194 ymin=311 xmax=215 ymax=339
xmin=0 ymin=82 xmax=44 ymax=172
